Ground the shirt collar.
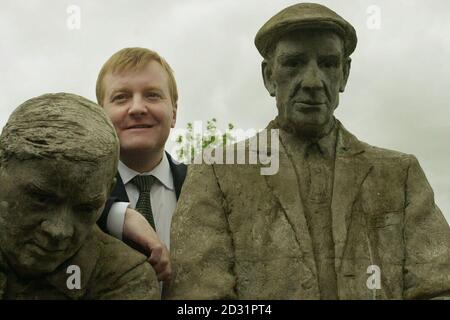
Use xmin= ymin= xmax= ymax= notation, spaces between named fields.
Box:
xmin=314 ymin=124 xmax=338 ymax=159
xmin=118 ymin=153 xmax=174 ymax=191
xmin=279 ymin=118 xmax=338 ymax=160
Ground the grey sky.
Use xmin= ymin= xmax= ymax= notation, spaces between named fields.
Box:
xmin=1 ymin=0 xmax=449 ymax=222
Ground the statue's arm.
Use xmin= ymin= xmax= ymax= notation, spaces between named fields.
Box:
xmin=85 ymin=232 xmax=160 ymax=300
xmin=94 ymin=261 xmax=160 ymax=300
xmin=165 ymin=164 xmax=237 ymax=300
xmin=403 ymin=155 xmax=450 ymax=299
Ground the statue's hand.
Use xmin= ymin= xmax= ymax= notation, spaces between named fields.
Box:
xmin=123 ymin=208 xmax=171 ymax=283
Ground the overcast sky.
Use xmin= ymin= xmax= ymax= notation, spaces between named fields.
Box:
xmin=1 ymin=0 xmax=449 ymax=222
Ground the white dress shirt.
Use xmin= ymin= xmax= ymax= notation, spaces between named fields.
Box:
xmin=106 ymin=153 xmax=177 ymax=249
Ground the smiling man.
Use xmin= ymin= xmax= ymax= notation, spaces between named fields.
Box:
xmin=0 ymin=93 xmax=159 ymax=299
xmin=95 ymin=48 xmax=187 ymax=285
xmin=167 ymin=3 xmax=450 ymax=300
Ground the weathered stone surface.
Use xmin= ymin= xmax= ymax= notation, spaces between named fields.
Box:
xmin=166 ymin=3 xmax=450 ymax=300
xmin=0 ymin=93 xmax=159 ymax=299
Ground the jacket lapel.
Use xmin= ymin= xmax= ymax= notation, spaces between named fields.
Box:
xmin=256 ymin=120 xmax=374 ymax=281
xmin=332 ymin=123 xmax=373 ymax=272
xmin=259 ymin=126 xmax=316 ymax=276
xmin=166 ymin=152 xmax=187 ymax=200
xmin=111 ymin=173 xmax=129 ymax=202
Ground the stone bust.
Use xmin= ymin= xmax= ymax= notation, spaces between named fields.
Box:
xmin=0 ymin=93 xmax=160 ymax=299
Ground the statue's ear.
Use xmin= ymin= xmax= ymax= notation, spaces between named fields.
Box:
xmin=340 ymin=57 xmax=352 ymax=92
xmin=262 ymin=60 xmax=276 ymax=97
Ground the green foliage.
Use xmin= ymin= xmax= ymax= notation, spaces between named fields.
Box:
xmin=175 ymin=118 xmax=235 ymax=163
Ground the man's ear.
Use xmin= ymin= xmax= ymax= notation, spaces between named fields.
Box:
xmin=171 ymin=103 xmax=177 ymax=128
xmin=262 ymin=60 xmax=276 ymax=97
xmin=340 ymin=57 xmax=352 ymax=92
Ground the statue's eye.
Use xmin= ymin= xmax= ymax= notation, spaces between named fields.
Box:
xmin=74 ymin=200 xmax=103 ymax=215
xmin=24 ymin=186 xmax=56 ymax=207
xmin=30 ymin=192 xmax=56 ymax=207
xmin=74 ymin=204 xmax=97 ymax=214
xmin=319 ymin=57 xmax=339 ymax=69
xmin=282 ymin=58 xmax=305 ymax=68
xmin=35 ymin=195 xmax=49 ymax=204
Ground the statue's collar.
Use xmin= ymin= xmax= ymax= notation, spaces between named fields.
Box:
xmin=266 ymin=117 xmax=367 ymax=158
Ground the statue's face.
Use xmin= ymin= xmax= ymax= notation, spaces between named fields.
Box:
xmin=0 ymin=158 xmax=113 ymax=277
xmin=264 ymin=29 xmax=350 ymax=136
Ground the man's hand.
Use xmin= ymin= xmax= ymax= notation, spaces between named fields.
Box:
xmin=122 ymin=208 xmax=171 ymax=282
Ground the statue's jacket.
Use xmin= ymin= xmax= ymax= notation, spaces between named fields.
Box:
xmin=0 ymin=226 xmax=160 ymax=300
xmin=168 ymin=120 xmax=450 ymax=300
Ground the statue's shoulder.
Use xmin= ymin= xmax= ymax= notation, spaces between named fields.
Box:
xmin=338 ymin=121 xmax=413 ymax=162
xmin=359 ymin=140 xmax=412 ymax=161
xmin=83 ymin=227 xmax=159 ymax=299
xmin=37 ymin=227 xmax=154 ymax=299
xmin=90 ymin=227 xmax=148 ymax=269
xmin=353 ymin=139 xmax=415 ymax=176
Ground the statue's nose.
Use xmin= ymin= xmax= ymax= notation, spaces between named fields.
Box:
xmin=301 ymin=61 xmax=324 ymax=91
xmin=39 ymin=207 xmax=74 ymax=243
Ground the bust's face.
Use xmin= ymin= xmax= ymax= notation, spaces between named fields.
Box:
xmin=265 ymin=29 xmax=350 ymax=137
xmin=0 ymin=157 xmax=113 ymax=277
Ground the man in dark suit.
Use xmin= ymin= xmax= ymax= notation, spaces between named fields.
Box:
xmin=94 ymin=48 xmax=187 ymax=283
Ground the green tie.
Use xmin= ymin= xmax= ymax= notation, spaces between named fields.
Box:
xmin=131 ymin=175 xmax=157 ymax=231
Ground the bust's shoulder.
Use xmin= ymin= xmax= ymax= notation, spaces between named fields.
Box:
xmin=89 ymin=227 xmax=148 ymax=269
xmin=82 ymin=227 xmax=159 ymax=299
xmin=41 ymin=227 xmax=157 ymax=300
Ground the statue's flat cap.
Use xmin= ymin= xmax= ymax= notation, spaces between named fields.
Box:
xmin=255 ymin=3 xmax=357 ymax=58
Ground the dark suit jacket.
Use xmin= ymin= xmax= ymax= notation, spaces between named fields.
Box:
xmin=97 ymin=152 xmax=187 ymax=233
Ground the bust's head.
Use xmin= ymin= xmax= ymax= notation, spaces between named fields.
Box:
xmin=256 ymin=3 xmax=357 ymax=137
xmin=0 ymin=93 xmax=119 ymax=277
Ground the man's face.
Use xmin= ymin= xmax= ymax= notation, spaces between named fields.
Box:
xmin=102 ymin=61 xmax=177 ymax=159
xmin=0 ymin=158 xmax=114 ymax=277
xmin=264 ymin=29 xmax=350 ymax=136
